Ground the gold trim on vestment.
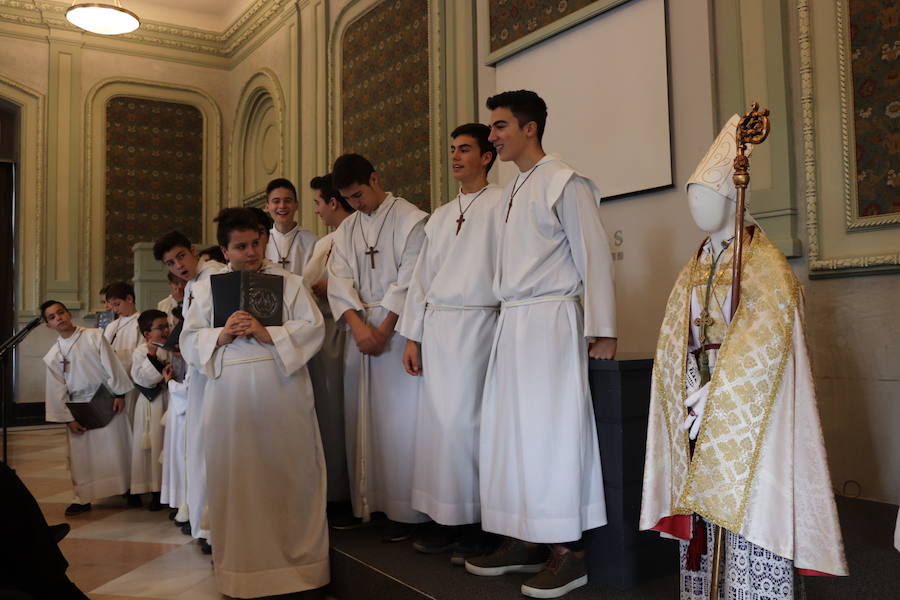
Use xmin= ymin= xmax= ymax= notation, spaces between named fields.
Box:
xmin=653 ymin=231 xmax=800 ymax=531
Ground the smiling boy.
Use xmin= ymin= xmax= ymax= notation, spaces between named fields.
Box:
xmin=398 ymin=123 xmax=503 ymax=562
xmin=265 ymin=178 xmax=319 ymax=276
xmin=41 ymin=300 xmax=133 ymax=516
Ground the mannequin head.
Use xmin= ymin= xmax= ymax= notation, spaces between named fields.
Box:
xmin=688 ymin=183 xmax=735 ymax=246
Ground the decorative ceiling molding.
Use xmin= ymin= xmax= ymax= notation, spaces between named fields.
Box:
xmin=0 ymin=0 xmax=298 ymax=65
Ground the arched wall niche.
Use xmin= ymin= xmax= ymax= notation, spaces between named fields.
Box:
xmin=84 ymin=78 xmax=222 ymax=313
xmin=0 ymin=75 xmax=46 ymax=317
xmin=231 ymin=69 xmax=286 ymax=207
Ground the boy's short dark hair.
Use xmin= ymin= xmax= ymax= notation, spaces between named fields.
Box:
xmin=310 ymin=173 xmax=355 ymax=213
xmin=199 ymin=245 xmax=225 ymax=263
xmin=332 ymin=153 xmax=376 ymax=190
xmin=248 ymin=206 xmax=273 ymax=234
xmin=486 ymin=90 xmax=548 ymax=143
xmin=105 ymin=281 xmax=135 ymax=302
xmin=214 ymin=207 xmax=262 ymax=248
xmin=152 ymin=231 xmax=193 ymax=261
xmin=266 ymin=178 xmax=297 ymax=199
xmin=99 ymin=284 xmax=110 ymax=296
xmin=138 ymin=309 xmax=168 ymax=335
xmin=451 ymin=123 xmax=497 ymax=173
xmin=166 ymin=271 xmax=183 ymax=285
xmin=39 ymin=299 xmax=67 ymax=322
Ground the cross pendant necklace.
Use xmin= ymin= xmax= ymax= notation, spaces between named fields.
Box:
xmin=505 ymin=162 xmax=544 ymax=223
xmin=456 ymin=186 xmax=489 ymax=235
xmin=356 ymin=199 xmax=397 ymax=269
xmin=273 ymin=229 xmax=299 ymax=269
xmin=57 ymin=329 xmax=84 ymax=374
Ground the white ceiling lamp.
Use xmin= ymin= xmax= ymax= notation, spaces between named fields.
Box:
xmin=65 ymin=1 xmax=141 ymax=36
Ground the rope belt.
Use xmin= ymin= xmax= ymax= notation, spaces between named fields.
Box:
xmin=222 ymin=354 xmax=273 ymax=367
xmin=500 ymin=295 xmax=580 ymax=309
xmin=426 ymin=302 xmax=499 ymax=311
xmin=362 ymin=302 xmax=382 ymax=310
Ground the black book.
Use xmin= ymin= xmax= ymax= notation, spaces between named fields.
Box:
xmin=210 ymin=270 xmax=284 ymax=327
xmin=66 ymin=385 xmax=117 ymax=430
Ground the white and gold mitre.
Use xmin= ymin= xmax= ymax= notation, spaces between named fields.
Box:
xmin=686 ymin=114 xmax=754 ymax=201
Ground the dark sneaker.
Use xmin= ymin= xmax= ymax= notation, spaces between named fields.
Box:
xmin=64 ymin=502 xmax=92 ymax=516
xmin=465 ymin=539 xmax=549 ymax=576
xmin=412 ymin=524 xmax=460 ymax=554
xmin=180 ymin=522 xmax=193 ymax=535
xmin=168 ymin=508 xmax=178 ymax=520
xmin=198 ymin=538 xmax=212 ymax=555
xmin=451 ymin=527 xmax=497 ymax=566
xmin=330 ymin=514 xmax=366 ymax=530
xmin=381 ymin=520 xmax=414 ymax=543
xmin=520 ymin=548 xmax=588 ymax=598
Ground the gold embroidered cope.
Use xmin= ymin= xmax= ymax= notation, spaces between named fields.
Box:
xmin=652 ymin=231 xmax=800 ymax=532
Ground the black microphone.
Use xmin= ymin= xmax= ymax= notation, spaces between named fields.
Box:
xmin=20 ymin=317 xmax=42 ymax=333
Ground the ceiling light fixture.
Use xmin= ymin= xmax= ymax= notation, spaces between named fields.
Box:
xmin=65 ymin=1 xmax=141 ymax=36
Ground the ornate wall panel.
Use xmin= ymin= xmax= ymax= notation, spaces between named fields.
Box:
xmin=341 ymin=0 xmax=431 ymax=211
xmin=104 ymin=97 xmax=203 ymax=283
xmin=847 ymin=0 xmax=900 ymax=228
xmin=231 ymin=70 xmax=285 ymax=207
xmin=489 ymin=0 xmax=598 ymax=52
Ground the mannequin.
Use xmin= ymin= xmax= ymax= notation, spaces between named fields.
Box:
xmin=641 ymin=114 xmax=847 ymax=600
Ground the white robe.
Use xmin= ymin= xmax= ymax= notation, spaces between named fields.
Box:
xmin=43 ymin=327 xmax=133 ymax=503
xmin=327 ymin=194 xmax=429 ymax=523
xmin=305 ymin=232 xmax=350 ymax=502
xmin=161 ymin=372 xmax=189 ymax=509
xmin=480 ymin=155 xmax=615 ymax=543
xmin=266 ymin=224 xmax=319 ymax=275
xmin=180 ymin=258 xmax=224 ymax=539
xmin=182 ymin=260 xmax=329 ymax=598
xmin=398 ymin=184 xmax=503 ymax=525
xmin=129 ymin=343 xmax=168 ymax=494
xmin=157 ymin=295 xmax=180 ymax=328
xmin=103 ymin=312 xmax=141 ymax=424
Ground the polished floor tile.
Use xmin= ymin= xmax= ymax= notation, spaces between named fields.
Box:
xmin=92 ymin=543 xmax=216 ymax=598
xmin=60 ymin=538 xmax=183 ymax=593
xmin=69 ymin=508 xmax=197 ymax=544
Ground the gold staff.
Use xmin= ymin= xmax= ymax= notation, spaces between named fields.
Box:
xmin=708 ymin=101 xmax=771 ymax=600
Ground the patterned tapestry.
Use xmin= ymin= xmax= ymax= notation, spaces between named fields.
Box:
xmin=342 ymin=0 xmax=430 ymax=211
xmin=489 ymin=0 xmax=601 ymax=52
xmin=849 ymin=0 xmax=900 ymax=220
xmin=105 ymin=97 xmax=203 ymax=283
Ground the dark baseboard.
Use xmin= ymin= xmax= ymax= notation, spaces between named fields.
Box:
xmin=11 ymin=402 xmax=46 ymax=426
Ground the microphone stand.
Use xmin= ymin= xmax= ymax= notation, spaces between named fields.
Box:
xmin=0 ymin=317 xmax=42 ymax=466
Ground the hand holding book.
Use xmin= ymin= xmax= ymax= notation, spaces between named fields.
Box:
xmin=217 ymin=311 xmax=273 ymax=346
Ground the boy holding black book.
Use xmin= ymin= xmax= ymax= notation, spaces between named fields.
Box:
xmin=129 ymin=309 xmax=171 ymax=510
xmin=181 ymin=207 xmax=329 ymax=597
xmin=41 ymin=300 xmax=133 ymax=516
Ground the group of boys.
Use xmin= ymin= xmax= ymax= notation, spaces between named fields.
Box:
xmin=40 ymin=89 xmax=616 ymax=599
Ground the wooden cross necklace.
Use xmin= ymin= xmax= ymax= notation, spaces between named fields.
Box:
xmin=57 ymin=329 xmax=84 ymax=373
xmin=505 ymin=162 xmax=545 ymax=222
xmin=357 ymin=199 xmax=397 ymax=269
xmin=455 ymin=186 xmax=489 ymax=235
xmin=272 ymin=228 xmax=300 ymax=269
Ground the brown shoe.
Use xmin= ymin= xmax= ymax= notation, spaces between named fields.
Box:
xmin=464 ymin=538 xmax=549 ymax=576
xmin=520 ymin=547 xmax=588 ymax=598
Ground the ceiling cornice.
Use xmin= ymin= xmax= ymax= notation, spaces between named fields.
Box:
xmin=0 ymin=0 xmax=299 ymax=67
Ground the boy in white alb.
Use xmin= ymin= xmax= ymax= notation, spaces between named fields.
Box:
xmin=103 ymin=281 xmax=141 ymax=427
xmin=41 ymin=300 xmax=133 ymax=517
xmin=465 ymin=90 xmax=617 ymax=599
xmin=154 ymin=230 xmax=224 ymax=546
xmin=399 ymin=123 xmax=503 ymax=563
xmin=129 ymin=309 xmax=172 ymax=511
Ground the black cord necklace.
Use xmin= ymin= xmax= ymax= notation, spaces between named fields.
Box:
xmin=455 ymin=185 xmax=489 ymax=235
xmin=505 ymin=162 xmax=545 ymax=222
xmin=356 ymin=199 xmax=397 ymax=269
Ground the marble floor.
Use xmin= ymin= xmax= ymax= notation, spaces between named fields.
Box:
xmin=6 ymin=425 xmax=221 ymax=600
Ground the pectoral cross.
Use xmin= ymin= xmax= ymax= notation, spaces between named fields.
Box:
xmin=188 ymin=291 xmax=194 ymax=305
xmin=694 ymin=310 xmax=715 ymax=344
xmin=61 ymin=357 xmax=70 ymax=373
xmin=278 ymin=256 xmax=290 ymax=268
xmin=455 ymin=214 xmax=465 ymax=235
xmin=365 ymin=246 xmax=378 ymax=269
